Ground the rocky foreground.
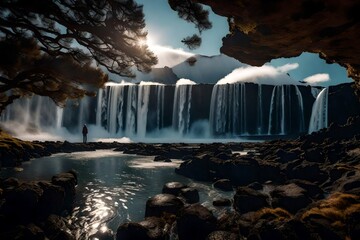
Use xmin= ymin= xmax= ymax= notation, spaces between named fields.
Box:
xmin=0 ymin=117 xmax=359 ymax=239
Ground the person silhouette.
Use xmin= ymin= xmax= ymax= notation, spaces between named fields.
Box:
xmin=82 ymin=124 xmax=88 ymax=143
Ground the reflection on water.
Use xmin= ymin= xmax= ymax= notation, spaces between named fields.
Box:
xmin=0 ymin=150 xmax=232 ymax=239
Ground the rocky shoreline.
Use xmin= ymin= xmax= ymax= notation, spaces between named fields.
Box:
xmin=0 ymin=116 xmax=359 ymax=239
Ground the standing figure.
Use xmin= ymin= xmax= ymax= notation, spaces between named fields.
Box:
xmin=82 ymin=124 xmax=88 ymax=143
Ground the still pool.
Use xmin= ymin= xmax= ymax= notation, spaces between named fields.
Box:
xmin=0 ymin=150 xmax=232 ymax=239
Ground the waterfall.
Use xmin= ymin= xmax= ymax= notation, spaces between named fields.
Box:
xmin=308 ymin=88 xmax=328 ymax=133
xmin=294 ymin=85 xmax=305 ymax=132
xmin=268 ymin=85 xmax=286 ymax=135
xmin=156 ymin=85 xmax=165 ymax=131
xmin=172 ymin=83 xmax=194 ymax=135
xmin=125 ymin=85 xmax=137 ymax=137
xmin=107 ymin=85 xmax=125 ymax=135
xmin=257 ymin=84 xmax=263 ymax=135
xmin=209 ymin=83 xmax=247 ymax=136
xmin=96 ymin=88 xmax=103 ymax=126
xmin=137 ymin=83 xmax=151 ymax=138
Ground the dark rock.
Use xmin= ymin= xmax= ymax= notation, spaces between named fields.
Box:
xmin=2 ymin=177 xmax=19 ymax=189
xmin=206 ymin=231 xmax=238 ymax=240
xmin=177 ymin=204 xmax=217 ymax=240
xmin=162 ymin=182 xmax=186 ymax=196
xmin=37 ymin=181 xmax=65 ymax=218
xmin=304 ymin=148 xmax=325 ymax=163
xmin=233 ymin=187 xmax=269 ymax=214
xmin=138 ymin=217 xmax=168 ymax=240
xmin=179 ymin=187 xmax=199 ymax=204
xmin=42 ymin=215 xmax=75 ymax=240
xmin=145 ymin=194 xmax=184 ymax=218
xmin=288 ymin=179 xmax=324 ymax=199
xmin=175 ymin=157 xmax=211 ymax=181
xmin=116 ymin=222 xmax=151 ymax=240
xmin=247 ymin=182 xmax=263 ymax=191
xmin=0 ymin=224 xmax=46 ymax=240
xmin=2 ymin=182 xmax=43 ymax=223
xmin=213 ymin=179 xmax=233 ymax=191
xmin=51 ymin=172 xmax=77 ymax=210
xmin=270 ymin=183 xmax=312 ymax=214
xmin=213 ymin=198 xmax=231 ymax=207
xmin=154 ymin=155 xmax=171 ymax=162
xmin=89 ymin=229 xmax=114 ymax=240
xmin=287 ymin=161 xmax=327 ymax=183
xmin=276 ymin=149 xmax=299 ymax=163
xmin=247 ymin=219 xmax=313 ymax=240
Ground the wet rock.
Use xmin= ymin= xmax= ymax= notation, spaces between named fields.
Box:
xmin=145 ymin=194 xmax=184 ymax=218
xmin=270 ymin=183 xmax=312 ymax=214
xmin=37 ymin=181 xmax=65 ymax=218
xmin=206 ymin=231 xmax=239 ymax=240
xmin=162 ymin=182 xmax=186 ymax=196
xmin=42 ymin=215 xmax=75 ymax=240
xmin=116 ymin=222 xmax=150 ymax=240
xmin=0 ymin=224 xmax=46 ymax=240
xmin=51 ymin=172 xmax=77 ymax=210
xmin=213 ymin=198 xmax=231 ymax=207
xmin=247 ymin=182 xmax=263 ymax=191
xmin=2 ymin=182 xmax=43 ymax=223
xmin=233 ymin=187 xmax=269 ymax=214
xmin=139 ymin=217 xmax=168 ymax=240
xmin=175 ymin=157 xmax=211 ymax=181
xmin=89 ymin=229 xmax=114 ymax=240
xmin=177 ymin=204 xmax=217 ymax=240
xmin=288 ymin=179 xmax=324 ymax=199
xmin=179 ymin=187 xmax=199 ymax=204
xmin=213 ymin=179 xmax=233 ymax=191
xmin=154 ymin=155 xmax=171 ymax=162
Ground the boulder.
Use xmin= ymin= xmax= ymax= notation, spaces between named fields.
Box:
xmin=89 ymin=229 xmax=114 ymax=240
xmin=179 ymin=187 xmax=200 ymax=204
xmin=145 ymin=194 xmax=184 ymax=218
xmin=270 ymin=183 xmax=312 ymax=214
xmin=177 ymin=204 xmax=217 ymax=240
xmin=42 ymin=215 xmax=75 ymax=240
xmin=154 ymin=155 xmax=171 ymax=162
xmin=233 ymin=187 xmax=269 ymax=214
xmin=2 ymin=182 xmax=43 ymax=223
xmin=162 ymin=182 xmax=186 ymax=196
xmin=213 ymin=179 xmax=233 ymax=191
xmin=213 ymin=198 xmax=231 ymax=207
xmin=37 ymin=181 xmax=65 ymax=218
xmin=247 ymin=182 xmax=263 ymax=191
xmin=51 ymin=172 xmax=77 ymax=210
xmin=116 ymin=222 xmax=151 ymax=240
xmin=206 ymin=231 xmax=238 ymax=240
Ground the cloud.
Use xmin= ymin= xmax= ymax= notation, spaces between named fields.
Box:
xmin=303 ymin=73 xmax=330 ymax=85
xmin=217 ymin=64 xmax=302 ymax=85
xmin=149 ymin=44 xmax=195 ymax=68
xmin=276 ymin=63 xmax=299 ymax=73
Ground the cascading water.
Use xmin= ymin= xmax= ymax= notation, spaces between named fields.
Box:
xmin=294 ymin=85 xmax=305 ymax=132
xmin=308 ymin=88 xmax=328 ymax=133
xmin=172 ymin=79 xmax=196 ymax=135
xmin=0 ymin=80 xmax=312 ymax=141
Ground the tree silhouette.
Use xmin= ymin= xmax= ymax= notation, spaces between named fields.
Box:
xmin=0 ymin=0 xmax=157 ymax=112
xmin=168 ymin=0 xmax=212 ymax=49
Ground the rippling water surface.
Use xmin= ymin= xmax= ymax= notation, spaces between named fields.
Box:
xmin=0 ymin=150 xmax=232 ymax=239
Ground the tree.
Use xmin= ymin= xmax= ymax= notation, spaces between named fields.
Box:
xmin=0 ymin=0 xmax=157 ymax=112
xmin=168 ymin=0 xmax=212 ymax=49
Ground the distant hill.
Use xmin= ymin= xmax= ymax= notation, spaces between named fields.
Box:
xmin=113 ymin=54 xmax=244 ymax=84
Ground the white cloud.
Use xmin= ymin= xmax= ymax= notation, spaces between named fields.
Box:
xmin=149 ymin=44 xmax=195 ymax=68
xmin=303 ymin=73 xmax=330 ymax=85
xmin=276 ymin=63 xmax=299 ymax=73
xmin=217 ymin=64 xmax=302 ymax=85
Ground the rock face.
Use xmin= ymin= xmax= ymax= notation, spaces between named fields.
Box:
xmin=145 ymin=194 xmax=184 ymax=218
xmin=194 ymin=0 xmax=360 ymax=97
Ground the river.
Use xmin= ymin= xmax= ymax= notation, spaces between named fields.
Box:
xmin=0 ymin=150 xmax=232 ymax=239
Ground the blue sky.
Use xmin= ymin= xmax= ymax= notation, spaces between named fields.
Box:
xmin=137 ymin=0 xmax=352 ymax=86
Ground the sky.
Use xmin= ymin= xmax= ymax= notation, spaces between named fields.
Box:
xmin=136 ymin=0 xmax=352 ymax=87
